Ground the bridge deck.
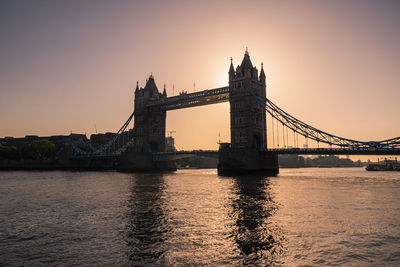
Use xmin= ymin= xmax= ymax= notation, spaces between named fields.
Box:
xmin=70 ymin=148 xmax=400 ymax=161
xmin=265 ymin=148 xmax=400 ymax=155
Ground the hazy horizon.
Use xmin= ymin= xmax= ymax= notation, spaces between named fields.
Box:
xmin=1 ymin=0 xmax=399 ymax=154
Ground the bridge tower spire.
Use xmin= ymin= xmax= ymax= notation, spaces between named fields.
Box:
xmin=229 ymin=57 xmax=235 ymax=80
xmin=163 ymin=83 xmax=167 ymax=97
xmin=135 ymin=81 xmax=139 ymax=92
xmin=260 ymin=62 xmax=266 ymax=85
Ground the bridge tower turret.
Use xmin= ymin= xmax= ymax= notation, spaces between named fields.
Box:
xmin=260 ymin=62 xmax=266 ymax=85
xmin=229 ymin=58 xmax=235 ymax=81
xmin=132 ymin=75 xmax=166 ymax=152
xmin=228 ymin=50 xmax=267 ymax=149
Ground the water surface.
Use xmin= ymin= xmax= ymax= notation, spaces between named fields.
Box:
xmin=0 ymin=168 xmax=399 ymax=266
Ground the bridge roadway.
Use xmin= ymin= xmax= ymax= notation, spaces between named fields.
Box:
xmin=70 ymin=147 xmax=400 ymax=161
xmin=155 ymin=148 xmax=400 ymax=161
xmin=154 ymin=148 xmax=400 ymax=161
xmin=152 ymin=150 xmax=219 ymax=161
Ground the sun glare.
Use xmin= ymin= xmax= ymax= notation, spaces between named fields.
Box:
xmin=218 ymin=72 xmax=229 ymax=87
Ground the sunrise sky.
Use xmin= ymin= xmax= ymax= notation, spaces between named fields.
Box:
xmin=1 ymin=0 xmax=399 ymax=152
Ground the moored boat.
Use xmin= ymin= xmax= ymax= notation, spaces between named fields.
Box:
xmin=366 ymin=158 xmax=400 ymax=171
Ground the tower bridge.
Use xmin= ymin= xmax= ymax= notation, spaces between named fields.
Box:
xmin=69 ymin=51 xmax=400 ymax=173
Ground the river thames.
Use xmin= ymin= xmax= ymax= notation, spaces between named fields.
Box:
xmin=0 ymin=168 xmax=399 ymax=266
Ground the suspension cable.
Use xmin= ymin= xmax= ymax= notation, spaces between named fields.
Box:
xmin=277 ymin=117 xmax=280 ymax=148
xmin=271 ymin=114 xmax=275 ymax=148
xmin=286 ymin=124 xmax=289 ymax=148
xmin=293 ymin=129 xmax=296 ymax=148
xmin=250 ymin=92 xmax=400 ymax=149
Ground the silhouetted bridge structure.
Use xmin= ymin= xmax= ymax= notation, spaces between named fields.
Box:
xmin=69 ymin=51 xmax=400 ymax=173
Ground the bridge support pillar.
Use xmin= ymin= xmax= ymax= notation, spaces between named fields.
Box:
xmin=217 ymin=144 xmax=279 ymax=175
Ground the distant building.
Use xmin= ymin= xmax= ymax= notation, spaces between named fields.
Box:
xmin=165 ymin=136 xmax=176 ymax=152
xmin=90 ymin=132 xmax=116 ymax=148
xmin=0 ymin=133 xmax=88 ymax=148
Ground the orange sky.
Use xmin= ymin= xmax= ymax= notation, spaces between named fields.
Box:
xmin=1 ymin=0 xmax=399 ymax=157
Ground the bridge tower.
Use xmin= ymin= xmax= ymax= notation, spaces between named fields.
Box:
xmin=132 ymin=75 xmax=167 ymax=152
xmin=229 ymin=50 xmax=267 ymax=149
xmin=118 ymin=75 xmax=175 ymax=171
xmin=218 ymin=50 xmax=278 ymax=175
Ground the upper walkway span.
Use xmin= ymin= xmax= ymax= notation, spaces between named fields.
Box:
xmin=147 ymin=86 xmax=229 ymax=110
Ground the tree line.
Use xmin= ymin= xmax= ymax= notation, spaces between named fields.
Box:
xmin=0 ymin=140 xmax=56 ymax=161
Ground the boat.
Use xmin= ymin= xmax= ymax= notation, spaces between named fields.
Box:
xmin=366 ymin=158 xmax=400 ymax=171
